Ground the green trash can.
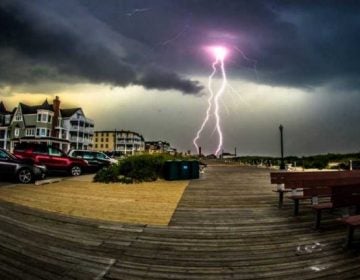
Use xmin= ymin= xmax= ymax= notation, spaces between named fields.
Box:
xmin=164 ymin=160 xmax=181 ymax=180
xmin=180 ymin=161 xmax=191 ymax=179
xmin=164 ymin=160 xmax=200 ymax=180
xmin=190 ymin=161 xmax=200 ymax=179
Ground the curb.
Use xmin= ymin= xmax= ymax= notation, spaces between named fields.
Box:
xmin=35 ymin=178 xmax=63 ymax=186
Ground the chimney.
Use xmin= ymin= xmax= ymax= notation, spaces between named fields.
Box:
xmin=52 ymin=96 xmax=61 ymax=137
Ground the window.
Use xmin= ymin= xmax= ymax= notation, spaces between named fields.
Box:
xmin=96 ymin=153 xmax=109 ymax=160
xmin=83 ymin=152 xmax=94 ymax=160
xmin=25 ymin=128 xmax=35 ymax=136
xmin=47 ymin=130 xmax=50 ymax=137
xmin=37 ymin=113 xmax=52 ymax=123
xmin=101 ymin=138 xmax=104 ymax=142
xmin=49 ymin=147 xmax=63 ymax=157
xmin=105 ymin=144 xmax=108 ymax=148
xmin=15 ymin=114 xmax=22 ymax=121
xmin=40 ymin=128 xmax=46 ymax=137
xmin=0 ymin=150 xmax=9 ymax=160
xmin=71 ymin=151 xmax=80 ymax=157
xmin=95 ymin=144 xmax=98 ymax=148
xmin=106 ymin=133 xmax=109 ymax=136
xmin=100 ymin=144 xmax=103 ymax=148
xmin=14 ymin=128 xmax=20 ymax=137
xmin=105 ymin=138 xmax=108 ymax=142
xmin=5 ymin=115 xmax=10 ymax=124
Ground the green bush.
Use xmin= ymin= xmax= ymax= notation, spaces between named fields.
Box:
xmin=93 ymin=154 xmax=180 ymax=183
xmin=303 ymin=158 xmax=329 ymax=170
xmin=118 ymin=154 xmax=176 ymax=182
xmin=93 ymin=165 xmax=120 ymax=183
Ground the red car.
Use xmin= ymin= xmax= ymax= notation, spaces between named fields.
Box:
xmin=13 ymin=143 xmax=89 ymax=176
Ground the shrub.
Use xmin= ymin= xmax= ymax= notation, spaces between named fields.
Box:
xmin=118 ymin=154 xmax=176 ymax=182
xmin=303 ymin=159 xmax=329 ymax=170
xmin=93 ymin=154 xmax=181 ymax=183
xmin=93 ymin=165 xmax=120 ymax=183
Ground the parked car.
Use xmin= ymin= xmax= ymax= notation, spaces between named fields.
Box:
xmin=68 ymin=150 xmax=117 ymax=171
xmin=0 ymin=148 xmax=47 ymax=183
xmin=13 ymin=143 xmax=89 ymax=176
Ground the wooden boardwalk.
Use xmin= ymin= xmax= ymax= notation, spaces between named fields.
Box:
xmin=0 ymin=166 xmax=359 ymax=279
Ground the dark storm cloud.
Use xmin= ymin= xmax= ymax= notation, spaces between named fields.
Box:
xmin=1 ymin=0 xmax=360 ymax=93
xmin=81 ymin=0 xmax=360 ymax=91
xmin=136 ymin=66 xmax=203 ymax=94
xmin=0 ymin=0 xmax=203 ymax=94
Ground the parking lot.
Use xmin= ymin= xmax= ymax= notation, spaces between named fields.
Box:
xmin=0 ymin=173 xmax=94 ymax=189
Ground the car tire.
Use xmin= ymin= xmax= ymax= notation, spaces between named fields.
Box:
xmin=17 ymin=168 xmax=33 ymax=184
xmin=70 ymin=165 xmax=82 ymax=176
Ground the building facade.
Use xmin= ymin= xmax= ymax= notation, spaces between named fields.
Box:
xmin=0 ymin=102 xmax=12 ymax=150
xmin=93 ymin=130 xmax=145 ymax=155
xmin=115 ymin=130 xmax=145 ymax=155
xmin=145 ymin=140 xmax=176 ymax=155
xmin=93 ymin=131 xmax=116 ymax=152
xmin=61 ymin=108 xmax=94 ymax=150
xmin=1 ymin=97 xmax=94 ymax=152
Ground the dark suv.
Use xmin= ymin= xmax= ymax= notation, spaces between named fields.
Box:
xmin=68 ymin=150 xmax=117 ymax=171
xmin=0 ymin=148 xmax=46 ymax=183
xmin=13 ymin=143 xmax=89 ymax=176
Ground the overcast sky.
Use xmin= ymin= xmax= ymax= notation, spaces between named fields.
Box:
xmin=1 ymin=0 xmax=360 ymax=156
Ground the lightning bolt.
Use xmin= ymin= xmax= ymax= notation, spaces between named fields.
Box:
xmin=193 ymin=59 xmax=218 ymax=154
xmin=214 ymin=53 xmax=227 ymax=156
xmin=193 ymin=46 xmax=228 ymax=157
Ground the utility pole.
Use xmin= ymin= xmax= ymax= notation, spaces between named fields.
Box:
xmin=279 ymin=124 xmax=285 ymax=170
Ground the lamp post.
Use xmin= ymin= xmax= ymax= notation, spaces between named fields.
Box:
xmin=279 ymin=124 xmax=285 ymax=170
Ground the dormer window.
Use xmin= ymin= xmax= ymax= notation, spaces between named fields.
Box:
xmin=37 ymin=111 xmax=53 ymax=123
xmin=15 ymin=114 xmax=22 ymax=121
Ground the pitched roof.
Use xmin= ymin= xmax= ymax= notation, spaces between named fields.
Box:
xmin=60 ymin=108 xmax=81 ymax=118
xmin=19 ymin=99 xmax=53 ymax=114
xmin=0 ymin=101 xmax=11 ymax=114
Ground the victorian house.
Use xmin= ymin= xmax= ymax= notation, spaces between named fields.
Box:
xmin=3 ymin=96 xmax=94 ymax=152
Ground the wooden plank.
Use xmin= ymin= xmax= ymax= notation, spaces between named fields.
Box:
xmin=0 ymin=166 xmax=360 ymax=279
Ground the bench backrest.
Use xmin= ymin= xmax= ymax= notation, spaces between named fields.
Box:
xmin=270 ymin=171 xmax=360 ymax=189
xmin=285 ymin=177 xmax=360 ymax=189
xmin=331 ymin=185 xmax=360 ymax=208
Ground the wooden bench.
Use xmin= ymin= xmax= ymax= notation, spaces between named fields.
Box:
xmin=270 ymin=171 xmax=360 ymax=208
xmin=288 ymin=186 xmax=331 ymax=216
xmin=312 ymin=184 xmax=360 ymax=230
xmin=339 ymin=215 xmax=360 ymax=248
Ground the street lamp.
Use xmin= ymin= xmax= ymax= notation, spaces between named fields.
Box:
xmin=279 ymin=124 xmax=285 ymax=170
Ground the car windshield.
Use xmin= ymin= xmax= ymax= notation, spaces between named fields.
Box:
xmin=49 ymin=147 xmax=65 ymax=157
xmin=0 ymin=149 xmax=17 ymax=160
xmin=96 ymin=153 xmax=109 ymax=160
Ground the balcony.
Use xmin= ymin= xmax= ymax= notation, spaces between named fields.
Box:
xmin=70 ymin=126 xmax=85 ymax=132
xmin=70 ymin=137 xmax=84 ymax=143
